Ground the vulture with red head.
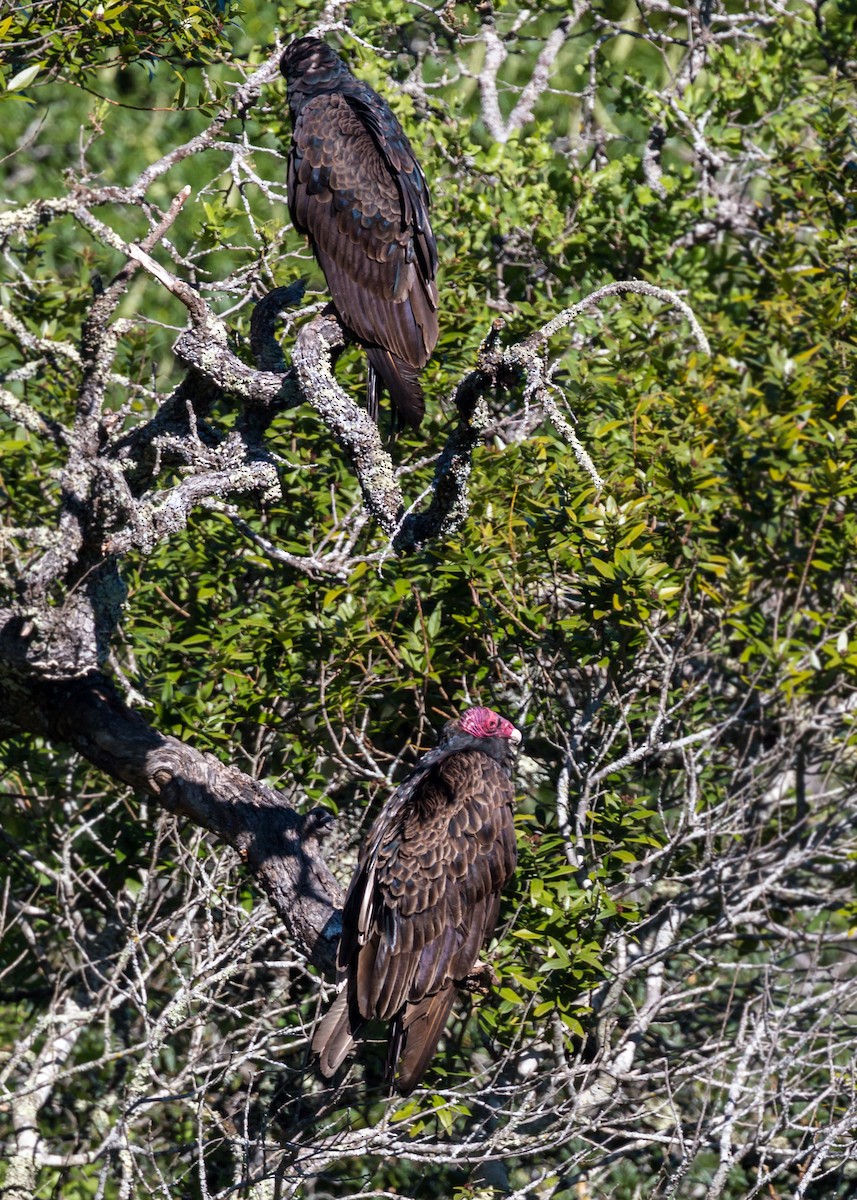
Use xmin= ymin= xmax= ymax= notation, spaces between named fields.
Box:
xmin=313 ymin=706 xmax=521 ymax=1094
xmin=280 ymin=37 xmax=438 ymax=430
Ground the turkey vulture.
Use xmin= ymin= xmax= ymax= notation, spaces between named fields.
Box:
xmin=312 ymin=706 xmax=521 ymax=1094
xmin=280 ymin=37 xmax=439 ymax=429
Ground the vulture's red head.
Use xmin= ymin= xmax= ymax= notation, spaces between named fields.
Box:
xmin=457 ymin=706 xmax=522 ymax=746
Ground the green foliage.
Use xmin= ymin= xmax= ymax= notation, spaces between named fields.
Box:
xmin=0 ymin=1 xmax=236 ymax=97
xmin=1 ymin=1 xmax=856 ymax=1198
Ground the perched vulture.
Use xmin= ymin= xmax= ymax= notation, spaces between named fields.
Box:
xmin=280 ymin=37 xmax=439 ymax=430
xmin=313 ymin=706 xmax=521 ymax=1094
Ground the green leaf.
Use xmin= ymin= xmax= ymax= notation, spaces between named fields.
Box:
xmin=6 ymin=63 xmax=43 ymax=91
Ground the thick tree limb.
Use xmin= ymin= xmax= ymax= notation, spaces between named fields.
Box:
xmin=12 ymin=667 xmax=344 ymax=973
xmin=289 ymin=313 xmax=508 ymax=551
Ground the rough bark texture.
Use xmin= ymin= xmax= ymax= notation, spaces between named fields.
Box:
xmin=0 ymin=649 xmax=343 ymax=971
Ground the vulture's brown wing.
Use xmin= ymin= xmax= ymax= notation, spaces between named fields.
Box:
xmin=347 ymin=84 xmax=437 ymax=290
xmin=343 ymin=748 xmax=517 ymax=1090
xmin=288 ymin=92 xmax=438 ymax=426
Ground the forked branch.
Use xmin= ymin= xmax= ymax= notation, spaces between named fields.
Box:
xmin=127 ymin=235 xmax=709 ymax=552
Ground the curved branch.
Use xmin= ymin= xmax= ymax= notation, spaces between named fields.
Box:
xmin=520 ymin=279 xmax=711 ymax=356
xmin=123 ymin=241 xmax=709 ymax=552
xmin=291 ymin=313 xmax=406 ymax=534
xmin=25 ymin=667 xmax=344 ymax=973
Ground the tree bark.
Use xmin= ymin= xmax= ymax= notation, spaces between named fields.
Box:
xmin=0 ymin=646 xmax=343 ymax=974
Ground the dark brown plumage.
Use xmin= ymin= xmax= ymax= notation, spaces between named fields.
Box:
xmin=312 ymin=706 xmax=521 ymax=1094
xmin=280 ymin=37 xmax=439 ymax=429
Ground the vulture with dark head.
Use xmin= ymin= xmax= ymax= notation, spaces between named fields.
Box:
xmin=280 ymin=37 xmax=439 ymax=430
xmin=313 ymin=706 xmax=521 ymax=1094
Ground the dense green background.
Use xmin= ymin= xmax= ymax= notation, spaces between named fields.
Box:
xmin=1 ymin=1 xmax=855 ymax=1197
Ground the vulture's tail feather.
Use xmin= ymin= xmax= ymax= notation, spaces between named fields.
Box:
xmin=389 ymin=986 xmax=457 ymax=1095
xmin=366 ymin=347 xmax=425 ymax=431
xmin=312 ymin=989 xmax=362 ymax=1079
xmin=367 ymin=362 xmax=381 ymax=426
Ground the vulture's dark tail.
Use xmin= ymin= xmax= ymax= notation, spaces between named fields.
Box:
xmin=366 ymin=347 xmax=425 ymax=431
xmin=312 ymin=989 xmax=363 ymax=1080
xmin=388 ymin=986 xmax=457 ymax=1095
